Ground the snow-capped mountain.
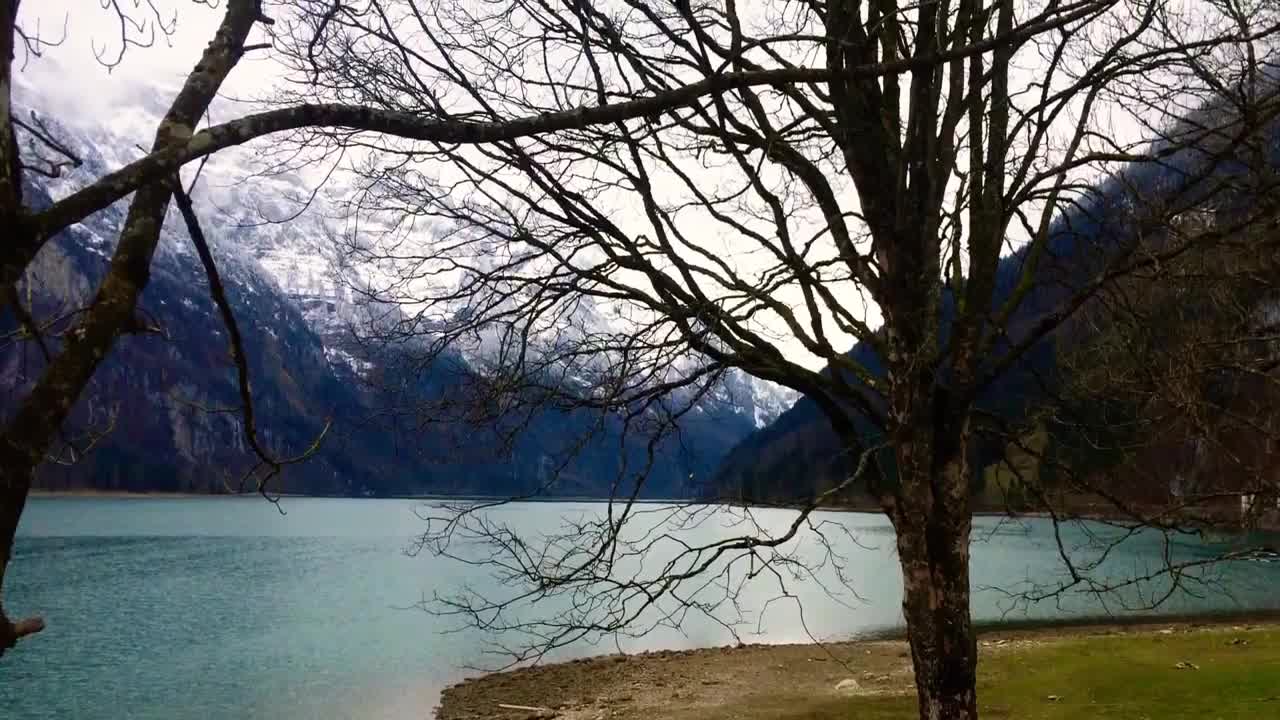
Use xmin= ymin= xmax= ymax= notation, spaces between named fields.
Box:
xmin=715 ymin=369 xmax=801 ymax=429
xmin=6 ymin=71 xmax=797 ymax=495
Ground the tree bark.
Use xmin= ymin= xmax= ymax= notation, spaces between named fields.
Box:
xmin=896 ymin=506 xmax=978 ymax=720
xmin=0 ymin=444 xmax=43 ymax=657
xmin=890 ymin=426 xmax=979 ymax=720
xmin=0 ymin=0 xmax=43 ymax=659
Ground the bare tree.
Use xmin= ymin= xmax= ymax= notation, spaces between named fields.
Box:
xmin=0 ymin=0 xmax=872 ymax=657
xmin=259 ymin=2 xmax=1280 ymax=718
xmin=4 ymin=3 xmax=1280 ymax=720
xmin=0 ymin=0 xmax=953 ymax=659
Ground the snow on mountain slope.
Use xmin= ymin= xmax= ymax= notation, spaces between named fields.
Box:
xmin=13 ymin=70 xmax=798 ymax=429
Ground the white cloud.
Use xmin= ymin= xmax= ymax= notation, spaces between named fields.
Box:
xmin=15 ymin=0 xmax=276 ymax=119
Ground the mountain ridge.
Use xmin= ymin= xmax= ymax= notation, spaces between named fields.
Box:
xmin=6 ymin=78 xmax=797 ymax=497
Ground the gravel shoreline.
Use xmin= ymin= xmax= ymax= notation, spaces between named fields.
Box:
xmin=436 ymin=613 xmax=1280 ymax=720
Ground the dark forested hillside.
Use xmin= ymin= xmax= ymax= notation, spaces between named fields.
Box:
xmin=713 ymin=130 xmax=1273 ymax=507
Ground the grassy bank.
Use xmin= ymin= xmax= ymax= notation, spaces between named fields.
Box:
xmin=438 ymin=621 xmax=1280 ymax=720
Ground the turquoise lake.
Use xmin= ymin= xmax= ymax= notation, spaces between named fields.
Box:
xmin=3 ymin=497 xmax=1278 ymax=719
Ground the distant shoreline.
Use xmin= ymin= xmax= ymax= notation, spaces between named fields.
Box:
xmin=24 ymin=490 xmax=701 ymax=504
xmin=22 ymin=492 xmax=1279 ymax=533
xmin=20 ymin=490 xmax=972 ymax=509
xmin=29 ymin=489 xmax=232 ymax=498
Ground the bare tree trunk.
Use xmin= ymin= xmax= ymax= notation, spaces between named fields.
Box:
xmin=0 ymin=0 xmax=43 ymax=658
xmin=0 ymin=0 xmax=265 ymax=658
xmin=891 ymin=429 xmax=979 ymax=720
xmin=897 ymin=512 xmax=978 ymax=719
xmin=0 ymin=445 xmax=42 ymax=655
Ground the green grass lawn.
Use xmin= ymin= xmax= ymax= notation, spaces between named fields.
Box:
xmin=977 ymin=629 xmax=1280 ymax=719
xmin=732 ymin=628 xmax=1280 ymax=720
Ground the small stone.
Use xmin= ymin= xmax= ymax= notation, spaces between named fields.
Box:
xmin=511 ymin=710 xmax=556 ymax=720
xmin=835 ymin=678 xmax=861 ymax=692
xmin=1174 ymin=661 xmax=1200 ymax=670
xmin=700 ymin=679 xmax=720 ymax=686
xmin=1159 ymin=629 xmax=1175 ymax=635
xmin=1046 ymin=695 xmax=1062 ymax=702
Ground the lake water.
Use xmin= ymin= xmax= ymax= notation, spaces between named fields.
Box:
xmin=3 ymin=497 xmax=1279 ymax=720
